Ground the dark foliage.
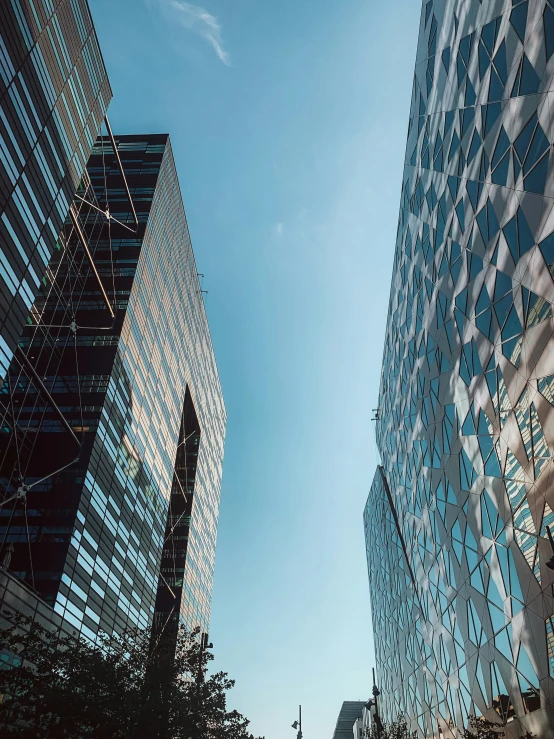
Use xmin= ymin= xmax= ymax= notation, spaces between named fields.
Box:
xmin=0 ymin=614 xmax=263 ymax=739
xmin=364 ymin=714 xmax=413 ymax=738
xmin=462 ymin=715 xmax=535 ymax=739
xmin=363 ymin=714 xmax=536 ymax=739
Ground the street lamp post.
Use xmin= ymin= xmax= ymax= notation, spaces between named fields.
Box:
xmin=291 ymin=704 xmax=302 ymax=739
xmin=364 ymin=669 xmax=384 ymax=738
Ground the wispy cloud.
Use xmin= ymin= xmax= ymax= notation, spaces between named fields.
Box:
xmin=158 ymin=0 xmax=230 ymax=65
xmin=271 ymin=222 xmax=284 ymax=239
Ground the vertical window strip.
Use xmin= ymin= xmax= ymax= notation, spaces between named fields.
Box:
xmin=36 ymin=233 xmax=50 ymax=266
xmin=0 ymin=35 xmax=16 ymax=87
xmin=21 ymin=172 xmax=46 ymax=227
xmin=17 ymin=72 xmax=42 ymax=131
xmin=43 ymin=0 xmax=55 ymax=17
xmin=11 ymin=0 xmax=34 ymax=51
xmin=81 ymin=44 xmax=98 ymax=96
xmin=78 ymin=0 xmax=94 ymax=33
xmin=19 ymin=276 xmax=34 ymax=309
xmin=84 ymin=43 xmax=101 ymax=97
xmin=43 ymin=121 xmax=65 ymax=175
xmin=67 ymin=146 xmax=81 ymax=185
xmin=34 ymin=142 xmax=58 ymax=199
xmin=60 ymin=90 xmax=80 ymax=143
xmin=52 ymin=16 xmax=72 ymax=73
xmin=32 ymin=43 xmax=57 ymax=107
xmin=13 ymin=184 xmax=41 ymax=242
xmin=68 ymin=75 xmax=85 ymax=127
xmin=0 ymin=334 xmax=14 ymax=377
xmin=55 ymin=188 xmax=69 ymax=223
xmin=26 ymin=260 xmax=39 ymax=288
xmin=8 ymin=84 xmax=37 ymax=147
xmin=2 ymin=209 xmax=32 ymax=269
xmin=70 ymin=0 xmax=88 ymax=44
xmin=46 ymin=214 xmax=60 ymax=240
xmin=27 ymin=0 xmax=42 ymax=33
xmin=47 ymin=26 xmax=66 ymax=78
xmin=88 ymin=37 xmax=105 ymax=91
xmin=0 ymin=107 xmax=25 ymax=167
xmin=83 ymin=120 xmax=93 ymax=150
xmin=73 ymin=67 xmax=89 ymax=119
xmin=0 ymin=215 xmax=26 ymax=274
xmin=0 ymin=249 xmax=19 ymax=296
xmin=51 ymin=105 xmax=72 ymax=158
xmin=0 ymin=135 xmax=19 ymax=185
xmin=76 ymin=141 xmax=86 ymax=175
xmin=99 ymin=89 xmax=109 ymax=118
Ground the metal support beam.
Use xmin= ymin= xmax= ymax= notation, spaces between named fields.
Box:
xmin=0 ymin=348 xmax=83 ymax=506
xmin=16 ymin=346 xmax=81 ymax=448
xmin=69 ymin=205 xmax=115 ymax=318
xmin=105 ymin=116 xmax=139 ymax=229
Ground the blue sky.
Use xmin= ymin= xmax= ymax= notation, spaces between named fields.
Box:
xmin=89 ymin=0 xmax=421 ymax=735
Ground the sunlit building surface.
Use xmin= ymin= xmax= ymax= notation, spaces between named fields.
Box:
xmin=0 ymin=134 xmax=226 ymax=645
xmin=0 ymin=0 xmax=111 ymax=372
xmin=365 ymin=0 xmax=554 ymax=736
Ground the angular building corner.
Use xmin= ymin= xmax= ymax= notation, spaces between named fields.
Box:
xmin=0 ymin=133 xmax=226 ymax=651
xmin=0 ymin=0 xmax=111 ymax=371
xmin=364 ymin=0 xmax=554 ymax=736
xmin=0 ymin=0 xmax=226 ymax=662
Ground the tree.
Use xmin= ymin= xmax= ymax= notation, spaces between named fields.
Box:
xmin=364 ymin=714 xmax=413 ymax=739
xmin=462 ymin=715 xmax=535 ymax=739
xmin=0 ymin=614 xmax=264 ymax=739
xmin=362 ymin=714 xmax=536 ymax=739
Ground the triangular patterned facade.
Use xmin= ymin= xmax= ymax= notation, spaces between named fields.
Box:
xmin=365 ymin=1 xmax=554 ymax=736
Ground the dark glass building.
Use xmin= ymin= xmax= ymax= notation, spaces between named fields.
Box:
xmin=365 ymin=0 xmax=554 ymax=736
xmin=0 ymin=133 xmax=226 ymax=644
xmin=0 ymin=0 xmax=111 ymax=373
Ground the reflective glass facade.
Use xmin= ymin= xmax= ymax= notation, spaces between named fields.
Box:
xmin=0 ymin=134 xmax=226 ymax=644
xmin=365 ymin=1 xmax=554 ymax=736
xmin=0 ymin=0 xmax=111 ymax=374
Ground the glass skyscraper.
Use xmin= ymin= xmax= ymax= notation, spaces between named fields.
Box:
xmin=0 ymin=0 xmax=111 ymax=376
xmin=365 ymin=1 xmax=554 ymax=736
xmin=0 ymin=133 xmax=226 ymax=646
